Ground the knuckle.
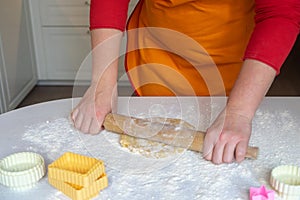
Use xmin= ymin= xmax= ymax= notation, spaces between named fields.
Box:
xmin=205 ymin=130 xmax=220 ymax=143
xmin=219 ymin=133 xmax=228 ymax=141
xmin=220 ymin=132 xmax=243 ymax=143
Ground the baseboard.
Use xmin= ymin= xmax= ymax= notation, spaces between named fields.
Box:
xmin=8 ymin=78 xmax=36 ymax=110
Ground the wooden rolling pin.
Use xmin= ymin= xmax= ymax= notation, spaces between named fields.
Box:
xmin=103 ymin=113 xmax=259 ymax=160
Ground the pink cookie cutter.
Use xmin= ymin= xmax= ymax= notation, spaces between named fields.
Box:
xmin=250 ymin=185 xmax=275 ymax=200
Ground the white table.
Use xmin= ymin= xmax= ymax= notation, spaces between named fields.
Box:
xmin=0 ymin=97 xmax=299 ymax=200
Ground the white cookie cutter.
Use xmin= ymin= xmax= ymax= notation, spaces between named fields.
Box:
xmin=0 ymin=152 xmax=46 ymax=190
xmin=270 ymin=165 xmax=300 ymax=200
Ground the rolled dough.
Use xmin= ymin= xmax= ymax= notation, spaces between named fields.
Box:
xmin=119 ymin=118 xmax=195 ymax=158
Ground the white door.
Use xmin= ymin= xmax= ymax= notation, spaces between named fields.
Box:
xmin=42 ymin=27 xmax=92 ymax=80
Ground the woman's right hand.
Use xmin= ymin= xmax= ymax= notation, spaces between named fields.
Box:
xmin=71 ymin=84 xmax=117 ymax=134
xmin=71 ymin=28 xmax=121 ymax=134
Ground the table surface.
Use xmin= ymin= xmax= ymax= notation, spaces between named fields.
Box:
xmin=0 ymin=97 xmax=299 ymax=200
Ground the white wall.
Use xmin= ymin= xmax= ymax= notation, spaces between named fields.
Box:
xmin=0 ymin=0 xmax=37 ymax=112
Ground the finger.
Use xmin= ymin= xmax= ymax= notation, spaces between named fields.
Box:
xmin=80 ymin=117 xmax=92 ymax=134
xmin=212 ymin=140 xmax=226 ymax=165
xmin=223 ymin=142 xmax=236 ymax=163
xmin=235 ymin=141 xmax=248 ymax=162
xmin=89 ymin=118 xmax=102 ymax=135
xmin=69 ymin=114 xmax=75 ymax=126
xmin=203 ymin=130 xmax=220 ymax=161
xmin=202 ymin=137 xmax=214 ymax=161
xmin=71 ymin=108 xmax=79 ymax=123
xmin=95 ymin=111 xmax=106 ymax=128
xmin=74 ymin=112 xmax=84 ymax=131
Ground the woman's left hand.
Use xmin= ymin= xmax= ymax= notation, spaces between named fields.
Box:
xmin=202 ymin=109 xmax=252 ymax=164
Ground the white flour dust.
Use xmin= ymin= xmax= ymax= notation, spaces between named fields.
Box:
xmin=21 ymin=118 xmax=89 ymax=161
xmin=20 ymin=108 xmax=300 ymax=200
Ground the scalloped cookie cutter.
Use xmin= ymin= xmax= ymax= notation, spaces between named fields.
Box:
xmin=0 ymin=152 xmax=46 ymax=190
xmin=270 ymin=165 xmax=300 ymax=200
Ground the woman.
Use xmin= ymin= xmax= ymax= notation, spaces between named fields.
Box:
xmin=71 ymin=0 xmax=300 ymax=164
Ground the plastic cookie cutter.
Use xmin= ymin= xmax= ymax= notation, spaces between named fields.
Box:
xmin=270 ymin=165 xmax=300 ymax=200
xmin=0 ymin=152 xmax=46 ymax=190
xmin=48 ymin=152 xmax=105 ymax=187
xmin=48 ymin=152 xmax=108 ymax=200
xmin=48 ymin=173 xmax=108 ymax=200
xmin=250 ymin=185 xmax=275 ymax=200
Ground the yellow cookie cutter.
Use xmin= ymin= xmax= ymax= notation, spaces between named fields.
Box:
xmin=48 ymin=152 xmax=105 ymax=187
xmin=48 ymin=173 xmax=108 ymax=200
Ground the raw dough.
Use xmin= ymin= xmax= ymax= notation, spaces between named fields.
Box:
xmin=119 ymin=118 xmax=195 ymax=159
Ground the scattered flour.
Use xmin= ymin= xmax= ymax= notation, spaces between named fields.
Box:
xmin=20 ymin=108 xmax=300 ymax=200
xmin=22 ymin=118 xmax=89 ymax=161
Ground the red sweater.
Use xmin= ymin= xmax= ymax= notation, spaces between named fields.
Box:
xmin=90 ymin=0 xmax=300 ymax=74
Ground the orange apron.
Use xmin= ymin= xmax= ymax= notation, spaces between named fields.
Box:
xmin=125 ymin=0 xmax=255 ymax=96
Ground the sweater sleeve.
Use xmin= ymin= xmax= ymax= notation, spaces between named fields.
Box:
xmin=90 ymin=0 xmax=130 ymax=31
xmin=244 ymin=0 xmax=300 ymax=74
